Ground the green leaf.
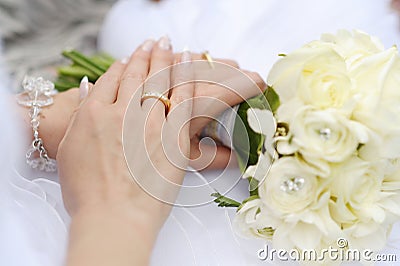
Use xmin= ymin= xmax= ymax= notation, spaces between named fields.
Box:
xmin=237 ymin=195 xmax=260 ymax=211
xmin=211 ymin=192 xmax=241 ymax=208
xmin=57 ymin=65 xmax=98 ymax=81
xmin=264 ymin=85 xmax=280 ymax=113
xmin=62 ymin=50 xmax=107 ymax=76
xmin=54 ymin=80 xmax=80 ymax=91
xmin=231 ymin=85 xmax=280 ymax=172
xmin=54 ymin=49 xmax=116 ymax=92
xmin=249 ymin=178 xmax=259 ymax=196
xmin=232 ymin=86 xmax=270 ymax=172
xmin=257 ymin=227 xmax=275 ymax=237
xmin=90 ymin=53 xmax=115 ymax=69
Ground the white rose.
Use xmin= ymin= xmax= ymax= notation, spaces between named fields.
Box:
xmin=243 ymin=152 xmax=273 ymax=183
xmin=351 ymin=47 xmax=400 ymax=158
xmin=329 ymin=157 xmax=385 ymax=224
xmin=380 ymin=164 xmax=400 ymax=222
xmin=277 ymin=106 xmax=369 ymax=163
xmin=232 ymin=198 xmax=277 ymax=239
xmin=268 ymin=40 xmax=354 ymax=109
xmin=258 ymin=157 xmax=325 ymax=215
xmin=271 ymin=204 xmax=342 ymax=251
xmin=320 ymin=29 xmax=385 ymax=69
xmin=383 ymin=159 xmax=400 ymax=185
xmin=343 ymin=221 xmax=388 ymax=251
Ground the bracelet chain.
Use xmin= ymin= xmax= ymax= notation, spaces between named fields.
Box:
xmin=16 ymin=76 xmax=57 ymax=172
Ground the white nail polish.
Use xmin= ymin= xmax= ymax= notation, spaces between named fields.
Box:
xmin=79 ymin=76 xmax=89 ymax=100
xmin=158 ymin=35 xmax=171 ymax=50
xmin=181 ymin=49 xmax=191 ymax=62
xmin=142 ymin=39 xmax=155 ymax=52
xmin=121 ymin=57 xmax=129 ymax=64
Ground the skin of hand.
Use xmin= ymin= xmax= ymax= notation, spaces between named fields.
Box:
xmin=58 ymin=38 xmax=194 ymax=266
xmin=20 ymin=51 xmax=265 ymax=169
xmin=392 ymin=0 xmax=400 ymax=12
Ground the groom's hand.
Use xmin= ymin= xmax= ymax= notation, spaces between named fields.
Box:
xmin=185 ymin=56 xmax=266 ymax=170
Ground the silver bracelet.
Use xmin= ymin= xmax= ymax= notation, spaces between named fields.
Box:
xmin=16 ymin=76 xmax=57 ymax=172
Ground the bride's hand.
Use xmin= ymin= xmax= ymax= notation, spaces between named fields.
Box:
xmin=58 ymin=37 xmax=193 ymax=223
xmin=58 ymin=38 xmax=194 ymax=265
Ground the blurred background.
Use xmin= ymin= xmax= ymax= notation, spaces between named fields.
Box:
xmin=1 ymin=0 xmax=400 ymax=90
xmin=0 ymin=0 xmax=117 ymax=88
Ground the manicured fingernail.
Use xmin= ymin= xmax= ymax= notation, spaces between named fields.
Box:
xmin=79 ymin=76 xmax=89 ymax=100
xmin=142 ymin=39 xmax=155 ymax=52
xmin=121 ymin=56 xmax=129 ymax=64
xmin=158 ymin=35 xmax=171 ymax=50
xmin=181 ymin=48 xmax=191 ymax=62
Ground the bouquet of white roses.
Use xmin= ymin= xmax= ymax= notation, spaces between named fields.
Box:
xmin=220 ymin=30 xmax=400 ymax=263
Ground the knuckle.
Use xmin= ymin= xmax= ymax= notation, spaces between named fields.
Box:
xmin=96 ymin=73 xmax=120 ymax=85
xmin=151 ymin=51 xmax=174 ymax=63
xmin=246 ymin=71 xmax=266 ymax=86
xmin=121 ymin=72 xmax=144 ymax=84
xmin=144 ymin=79 xmax=167 ymax=91
xmin=132 ymin=50 xmax=150 ymax=61
xmin=81 ymin=99 xmax=102 ymax=118
xmin=171 ymin=94 xmax=186 ymax=105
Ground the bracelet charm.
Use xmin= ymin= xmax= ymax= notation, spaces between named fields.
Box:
xmin=16 ymin=76 xmax=57 ymax=172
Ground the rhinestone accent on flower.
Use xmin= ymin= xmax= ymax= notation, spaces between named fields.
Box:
xmin=280 ymin=177 xmax=305 ymax=193
xmin=319 ymin=127 xmax=332 ymax=141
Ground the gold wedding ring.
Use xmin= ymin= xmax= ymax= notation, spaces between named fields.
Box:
xmin=202 ymin=50 xmax=215 ymax=68
xmin=141 ymin=91 xmax=171 ymax=114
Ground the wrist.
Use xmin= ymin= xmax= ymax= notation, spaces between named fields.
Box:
xmin=40 ymin=88 xmax=80 ymax=158
xmin=71 ymin=201 xmax=160 ymax=239
xmin=68 ymin=203 xmax=158 ymax=266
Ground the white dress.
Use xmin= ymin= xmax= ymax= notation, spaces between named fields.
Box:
xmin=1 ymin=0 xmax=400 ymax=265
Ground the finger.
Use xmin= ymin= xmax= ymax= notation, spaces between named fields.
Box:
xmin=116 ymin=39 xmax=155 ymax=107
xmin=158 ymin=51 xmax=194 ymax=175
xmin=89 ymin=61 xmax=126 ymax=104
xmin=242 ymin=70 xmax=267 ymax=92
xmin=167 ymin=50 xmax=194 ymax=161
xmin=169 ymin=50 xmax=194 ymax=122
xmin=79 ymin=77 xmax=94 ymax=104
xmin=141 ymin=36 xmax=173 ymax=118
xmin=216 ymin=59 xmax=239 ymax=69
xmin=189 ymin=141 xmax=237 ymax=170
xmin=175 ymin=53 xmax=240 ymax=68
xmin=199 ymin=70 xmax=265 ymax=110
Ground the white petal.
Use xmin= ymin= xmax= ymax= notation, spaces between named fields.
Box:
xmin=247 ymin=108 xmax=276 ymax=137
xmin=243 ymin=153 xmax=272 ymax=182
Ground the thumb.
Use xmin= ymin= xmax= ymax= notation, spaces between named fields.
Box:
xmin=190 ymin=140 xmax=237 ymax=170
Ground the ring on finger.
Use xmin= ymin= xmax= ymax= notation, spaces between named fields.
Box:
xmin=201 ymin=51 xmax=214 ymax=69
xmin=141 ymin=91 xmax=171 ymax=114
